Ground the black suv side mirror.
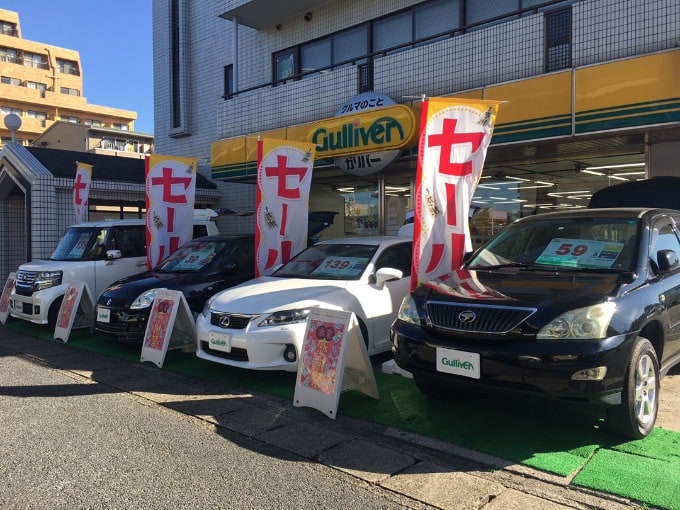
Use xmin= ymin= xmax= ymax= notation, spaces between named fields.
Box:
xmin=657 ymin=250 xmax=679 ymax=272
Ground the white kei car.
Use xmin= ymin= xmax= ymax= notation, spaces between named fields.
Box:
xmin=195 ymin=236 xmax=412 ymax=372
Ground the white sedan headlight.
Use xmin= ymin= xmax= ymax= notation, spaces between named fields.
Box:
xmin=130 ymin=288 xmax=167 ymax=310
xmin=537 ymin=302 xmax=616 ymax=340
xmin=258 ymin=308 xmax=312 ymax=327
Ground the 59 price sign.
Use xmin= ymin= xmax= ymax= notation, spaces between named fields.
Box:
xmin=536 ymin=238 xmax=623 ymax=269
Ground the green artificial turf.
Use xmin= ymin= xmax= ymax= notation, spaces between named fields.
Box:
xmin=3 ymin=319 xmax=680 ymax=509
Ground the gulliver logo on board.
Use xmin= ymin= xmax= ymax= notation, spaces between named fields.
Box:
xmin=309 ymin=92 xmax=417 ymax=176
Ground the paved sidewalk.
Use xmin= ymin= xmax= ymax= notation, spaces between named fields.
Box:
xmin=0 ymin=325 xmax=646 ymax=510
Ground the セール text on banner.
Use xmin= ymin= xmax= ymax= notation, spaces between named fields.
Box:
xmin=255 ymin=139 xmax=315 ymax=277
xmin=412 ymin=97 xmax=500 ymax=292
xmin=145 ymin=154 xmax=197 ymax=269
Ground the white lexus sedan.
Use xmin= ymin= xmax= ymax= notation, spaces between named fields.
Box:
xmin=195 ymin=236 xmax=412 ymax=372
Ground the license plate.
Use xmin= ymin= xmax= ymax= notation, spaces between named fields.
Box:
xmin=97 ymin=306 xmax=111 ymax=323
xmin=209 ymin=331 xmax=232 ymax=352
xmin=436 ymin=348 xmax=481 ymax=379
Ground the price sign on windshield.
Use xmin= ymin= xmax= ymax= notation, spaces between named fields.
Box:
xmin=536 ymin=238 xmax=623 ymax=268
xmin=311 ymin=257 xmax=368 ymax=278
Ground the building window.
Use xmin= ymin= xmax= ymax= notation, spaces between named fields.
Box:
xmin=0 ymin=47 xmax=20 ymax=63
xmin=333 ymin=25 xmax=368 ymax=68
xmin=274 ymin=49 xmax=296 ymax=82
xmin=56 ymin=58 xmax=80 ymax=75
xmin=0 ymin=106 xmax=22 ymax=115
xmin=27 ymin=81 xmax=47 ymax=97
xmin=60 ymin=87 xmax=79 ymax=96
xmin=170 ymin=0 xmax=190 ymax=136
xmin=23 ymin=52 xmax=47 ymax=69
xmin=223 ymin=64 xmax=233 ymax=99
xmin=27 ymin=110 xmax=47 ymax=127
xmin=545 ymin=8 xmax=572 ymax=71
xmin=0 ymin=21 xmax=17 ymax=36
xmin=374 ymin=11 xmax=413 ymax=55
xmin=415 ymin=0 xmax=460 ymax=41
xmin=1 ymin=75 xmax=21 ymax=85
xmin=112 ymin=123 xmax=129 ymax=131
xmin=60 ymin=115 xmax=78 ymax=123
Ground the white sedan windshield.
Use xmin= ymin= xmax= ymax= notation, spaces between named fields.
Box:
xmin=273 ymin=243 xmax=378 ymax=280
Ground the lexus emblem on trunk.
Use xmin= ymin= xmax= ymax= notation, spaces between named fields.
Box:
xmin=458 ymin=310 xmax=476 ymax=323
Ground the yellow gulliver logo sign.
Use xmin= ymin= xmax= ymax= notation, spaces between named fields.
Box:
xmin=309 ymin=104 xmax=417 ymax=158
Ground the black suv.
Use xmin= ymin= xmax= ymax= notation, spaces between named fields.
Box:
xmin=391 ymin=178 xmax=680 ymax=439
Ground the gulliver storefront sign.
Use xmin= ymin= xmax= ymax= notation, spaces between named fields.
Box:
xmin=310 ymin=92 xmax=417 ymax=176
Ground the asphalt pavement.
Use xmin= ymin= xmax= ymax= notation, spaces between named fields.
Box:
xmin=0 ymin=324 xmax=651 ymax=510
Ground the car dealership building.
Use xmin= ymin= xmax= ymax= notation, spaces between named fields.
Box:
xmin=151 ymin=0 xmax=679 ymax=244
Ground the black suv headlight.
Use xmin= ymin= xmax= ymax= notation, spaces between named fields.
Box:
xmin=397 ymin=294 xmax=424 ymax=325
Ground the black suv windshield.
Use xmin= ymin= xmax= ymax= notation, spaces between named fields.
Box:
xmin=468 ymin=218 xmax=640 ymax=271
xmin=51 ymin=227 xmax=109 ymax=261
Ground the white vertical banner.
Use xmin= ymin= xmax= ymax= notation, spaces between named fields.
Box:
xmin=145 ymin=154 xmax=197 ymax=269
xmin=73 ymin=162 xmax=93 ymax=224
xmin=412 ymin=97 xmax=500 ymax=291
xmin=255 ymin=139 xmax=315 ymax=277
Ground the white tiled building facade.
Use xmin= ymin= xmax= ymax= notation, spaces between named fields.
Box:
xmin=151 ymin=0 xmax=680 ymax=235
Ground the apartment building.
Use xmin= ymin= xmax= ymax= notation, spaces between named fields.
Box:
xmin=0 ymin=8 xmax=146 ymax=151
xmin=151 ymin=0 xmax=679 ymax=242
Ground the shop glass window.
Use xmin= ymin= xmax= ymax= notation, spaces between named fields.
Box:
xmin=274 ymin=49 xmax=296 ymax=82
xmin=415 ymin=0 xmax=460 ymax=40
xmin=374 ymin=11 xmax=413 ymax=55
xmin=333 ymin=25 xmax=368 ymax=66
xmin=301 ymin=38 xmax=331 ymax=75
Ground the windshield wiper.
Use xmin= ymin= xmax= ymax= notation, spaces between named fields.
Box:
xmin=471 ymin=262 xmax=548 ymax=270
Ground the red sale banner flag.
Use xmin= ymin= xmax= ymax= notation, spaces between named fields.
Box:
xmin=255 ymin=138 xmax=315 ymax=277
xmin=412 ymin=97 xmax=500 ymax=291
xmin=145 ymin=154 xmax=197 ymax=269
xmin=73 ymin=162 xmax=92 ymax=224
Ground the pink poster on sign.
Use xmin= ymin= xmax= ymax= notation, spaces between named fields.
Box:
xmin=144 ymin=297 xmax=174 ymax=351
xmin=297 ymin=319 xmax=345 ymax=396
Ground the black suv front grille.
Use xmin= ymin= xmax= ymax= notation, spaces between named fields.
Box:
xmin=426 ymin=301 xmax=536 ymax=334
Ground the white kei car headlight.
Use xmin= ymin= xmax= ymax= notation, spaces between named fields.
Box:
xmin=258 ymin=308 xmax=312 ymax=327
xmin=130 ymin=288 xmax=167 ymax=310
xmin=537 ymin=302 xmax=616 ymax=340
xmin=397 ymin=294 xmax=422 ymax=325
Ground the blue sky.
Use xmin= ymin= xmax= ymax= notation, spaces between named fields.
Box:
xmin=2 ymin=1 xmax=154 ymax=134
